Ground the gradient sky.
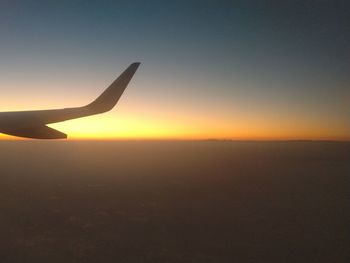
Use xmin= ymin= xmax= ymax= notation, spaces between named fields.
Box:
xmin=0 ymin=0 xmax=349 ymax=140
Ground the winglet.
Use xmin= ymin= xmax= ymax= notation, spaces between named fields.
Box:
xmin=85 ymin=62 xmax=140 ymax=114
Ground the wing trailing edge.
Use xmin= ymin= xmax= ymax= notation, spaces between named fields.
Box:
xmin=2 ymin=125 xmax=67 ymax=139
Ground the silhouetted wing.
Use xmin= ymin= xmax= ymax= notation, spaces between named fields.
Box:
xmin=0 ymin=63 xmax=140 ymax=139
xmin=2 ymin=125 xmax=67 ymax=139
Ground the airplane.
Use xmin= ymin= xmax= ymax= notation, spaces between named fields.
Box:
xmin=0 ymin=62 xmax=140 ymax=139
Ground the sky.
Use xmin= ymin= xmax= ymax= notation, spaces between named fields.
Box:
xmin=0 ymin=0 xmax=349 ymax=140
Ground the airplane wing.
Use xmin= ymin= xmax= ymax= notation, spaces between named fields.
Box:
xmin=0 ymin=62 xmax=140 ymax=139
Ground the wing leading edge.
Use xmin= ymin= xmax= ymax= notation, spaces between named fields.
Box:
xmin=0 ymin=62 xmax=140 ymax=139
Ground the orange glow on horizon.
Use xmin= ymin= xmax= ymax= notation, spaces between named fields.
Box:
xmin=0 ymin=112 xmax=348 ymax=141
xmin=0 ymin=83 xmax=348 ymax=141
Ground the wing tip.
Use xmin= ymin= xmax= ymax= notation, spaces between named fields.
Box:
xmin=130 ymin=62 xmax=141 ymax=69
xmin=84 ymin=62 xmax=140 ymax=114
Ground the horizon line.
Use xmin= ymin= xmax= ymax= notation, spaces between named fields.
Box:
xmin=0 ymin=138 xmax=349 ymax=143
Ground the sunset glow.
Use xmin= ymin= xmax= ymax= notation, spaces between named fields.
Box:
xmin=0 ymin=1 xmax=348 ymax=141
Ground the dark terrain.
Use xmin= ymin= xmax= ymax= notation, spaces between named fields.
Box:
xmin=0 ymin=141 xmax=349 ymax=262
